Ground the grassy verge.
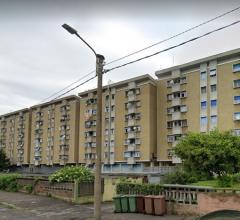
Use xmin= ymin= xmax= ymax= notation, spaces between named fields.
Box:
xmin=191 ymin=180 xmax=240 ymax=189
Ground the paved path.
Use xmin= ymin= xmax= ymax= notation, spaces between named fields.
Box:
xmin=0 ymin=191 xmax=189 ymax=220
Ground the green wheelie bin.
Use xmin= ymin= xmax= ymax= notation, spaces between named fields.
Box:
xmin=128 ymin=195 xmax=137 ymax=213
xmin=120 ymin=195 xmax=129 ymax=212
xmin=113 ymin=196 xmax=122 ymax=213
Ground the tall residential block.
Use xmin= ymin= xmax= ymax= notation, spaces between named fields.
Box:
xmin=0 ymin=109 xmax=31 ymax=166
xmin=79 ymin=74 xmax=157 ymax=171
xmin=156 ymin=48 xmax=240 ymax=165
xmin=30 ymin=95 xmax=80 ymax=166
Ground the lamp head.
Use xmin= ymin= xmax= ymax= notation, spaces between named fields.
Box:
xmin=62 ymin=24 xmax=78 ymax=35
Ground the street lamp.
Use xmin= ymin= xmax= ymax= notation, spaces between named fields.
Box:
xmin=62 ymin=23 xmax=104 ymax=220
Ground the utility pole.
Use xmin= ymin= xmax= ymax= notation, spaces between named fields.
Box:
xmin=62 ymin=24 xmax=105 ymax=220
xmin=94 ymin=54 xmax=105 ymax=220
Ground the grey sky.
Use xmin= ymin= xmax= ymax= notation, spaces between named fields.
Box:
xmin=0 ymin=0 xmax=240 ymax=114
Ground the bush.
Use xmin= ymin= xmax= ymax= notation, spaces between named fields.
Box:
xmin=116 ymin=182 xmax=163 ymax=195
xmin=49 ymin=165 xmax=94 ymax=183
xmin=217 ymin=175 xmax=233 ymax=187
xmin=232 ymin=173 xmax=240 ymax=184
xmin=163 ymin=169 xmax=198 ymax=185
xmin=0 ymin=174 xmax=20 ymax=192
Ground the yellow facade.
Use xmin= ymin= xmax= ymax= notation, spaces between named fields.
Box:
xmin=156 ymin=48 xmax=240 ymax=165
xmin=30 ymin=95 xmax=80 ymax=166
xmin=0 ymin=49 xmax=240 ymax=169
xmin=78 ymin=75 xmax=157 ymax=169
xmin=0 ymin=109 xmax=31 ymax=166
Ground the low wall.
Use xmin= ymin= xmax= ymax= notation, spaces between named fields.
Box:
xmin=34 ymin=179 xmax=74 ymax=202
xmin=163 ymin=185 xmax=240 ymax=216
xmin=16 ymin=177 xmax=98 ymax=203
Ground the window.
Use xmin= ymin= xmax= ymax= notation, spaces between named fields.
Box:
xmin=211 ymin=115 xmax=217 ymax=125
xmin=233 ymin=63 xmax=240 ymax=73
xmin=200 ymin=117 xmax=207 ymax=125
xmin=234 ymin=96 xmax=240 ymax=104
xmin=209 ymin=69 xmax=217 ymax=77
xmin=201 ymin=101 xmax=207 ymax=109
xmin=200 ymin=71 xmax=207 ymax=80
xmin=234 ymin=80 xmax=240 ymax=88
xmin=210 ymin=85 xmax=217 ymax=92
xmin=234 ymin=112 xmax=240 ymax=120
xmin=211 ymin=100 xmax=217 ymax=108
xmin=201 ymin=86 xmax=207 ymax=94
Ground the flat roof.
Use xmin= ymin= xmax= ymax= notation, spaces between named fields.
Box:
xmin=31 ymin=95 xmax=79 ymax=109
xmin=0 ymin=108 xmax=29 ymax=118
xmin=78 ymin=74 xmax=156 ymax=97
xmin=155 ymin=48 xmax=240 ymax=78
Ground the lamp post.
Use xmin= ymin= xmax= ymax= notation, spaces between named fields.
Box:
xmin=62 ymin=24 xmax=104 ymax=220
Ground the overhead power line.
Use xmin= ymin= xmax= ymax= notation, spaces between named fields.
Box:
xmin=52 ymin=75 xmax=96 ymax=100
xmin=105 ymin=20 xmax=240 ymax=73
xmin=41 ymin=5 xmax=240 ymax=102
xmin=41 ymin=70 xmax=95 ymax=102
xmin=105 ymin=5 xmax=240 ymax=66
xmin=50 ymin=20 xmax=240 ymax=101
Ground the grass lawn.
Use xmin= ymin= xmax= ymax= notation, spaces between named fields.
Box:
xmin=191 ymin=180 xmax=240 ymax=189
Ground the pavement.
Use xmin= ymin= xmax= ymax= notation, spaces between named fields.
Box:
xmin=0 ymin=191 xmax=192 ymax=220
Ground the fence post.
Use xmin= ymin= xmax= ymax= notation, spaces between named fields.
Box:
xmin=74 ymin=180 xmax=79 ymax=202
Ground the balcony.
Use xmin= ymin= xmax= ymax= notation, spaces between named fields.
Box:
xmin=171 ymin=69 xmax=180 ymax=78
xmin=128 ymin=94 xmax=136 ymax=102
xmin=172 ymin=98 xmax=181 ymax=106
xmin=210 ymin=76 xmax=217 ymax=85
xmin=210 ymin=107 xmax=217 ymax=116
xmin=128 ymin=132 xmax=136 ymax=139
xmin=200 ymin=79 xmax=207 ymax=87
xmin=171 ymin=84 xmax=181 ymax=93
xmin=128 ymin=82 xmax=136 ymax=90
xmin=86 ymin=136 xmax=95 ymax=142
xmin=127 ymin=144 xmax=136 ymax=151
xmin=200 ymin=108 xmax=207 ymax=117
xmin=210 ymin=91 xmax=217 ymax=100
xmin=128 ymin=107 xmax=136 ymax=114
xmin=201 ymin=93 xmax=207 ymax=101
xmin=172 ymin=111 xmax=181 ymax=120
xmin=172 ymin=126 xmax=182 ymax=135
xmin=127 ymin=157 xmax=136 ymax=164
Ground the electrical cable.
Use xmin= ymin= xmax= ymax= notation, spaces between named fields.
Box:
xmin=105 ymin=20 xmax=240 ymax=73
xmin=41 ymin=5 xmax=240 ymax=102
xmin=105 ymin=5 xmax=240 ymax=66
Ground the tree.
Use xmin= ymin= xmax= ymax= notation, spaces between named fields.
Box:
xmin=0 ymin=149 xmax=10 ymax=171
xmin=174 ymin=130 xmax=240 ymax=177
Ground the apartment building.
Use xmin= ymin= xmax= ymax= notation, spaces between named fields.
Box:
xmin=79 ymin=74 xmax=157 ymax=172
xmin=0 ymin=109 xmax=31 ymax=166
xmin=156 ymin=48 xmax=240 ymax=165
xmin=30 ymin=95 xmax=80 ymax=166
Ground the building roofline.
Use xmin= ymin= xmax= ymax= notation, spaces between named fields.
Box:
xmin=30 ymin=95 xmax=79 ymax=109
xmin=78 ymin=74 xmax=156 ymax=97
xmin=0 ymin=108 xmax=29 ymax=118
xmin=155 ymin=48 xmax=240 ymax=77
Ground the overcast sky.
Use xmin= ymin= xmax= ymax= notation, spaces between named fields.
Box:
xmin=0 ymin=0 xmax=240 ymax=114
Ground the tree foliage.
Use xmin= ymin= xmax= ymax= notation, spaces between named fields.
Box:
xmin=0 ymin=149 xmax=10 ymax=171
xmin=174 ymin=130 xmax=240 ymax=177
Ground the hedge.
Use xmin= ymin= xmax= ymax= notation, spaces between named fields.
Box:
xmin=116 ymin=182 xmax=163 ymax=195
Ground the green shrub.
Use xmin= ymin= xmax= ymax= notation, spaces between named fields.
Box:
xmin=24 ymin=184 xmax=33 ymax=194
xmin=116 ymin=182 xmax=163 ymax=195
xmin=163 ymin=169 xmax=198 ymax=185
xmin=217 ymin=175 xmax=233 ymax=187
xmin=0 ymin=174 xmax=20 ymax=192
xmin=232 ymin=173 xmax=240 ymax=183
xmin=49 ymin=165 xmax=94 ymax=183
